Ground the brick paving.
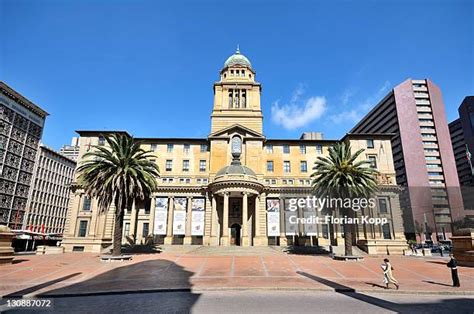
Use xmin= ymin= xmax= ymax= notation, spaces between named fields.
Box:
xmin=1 ymin=248 xmax=474 ymax=298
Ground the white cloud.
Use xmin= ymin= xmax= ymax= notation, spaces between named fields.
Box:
xmin=271 ymin=87 xmax=327 ymax=130
xmin=330 ymin=109 xmax=361 ymax=124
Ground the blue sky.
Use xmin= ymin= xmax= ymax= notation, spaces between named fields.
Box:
xmin=1 ymin=0 xmax=472 ymax=150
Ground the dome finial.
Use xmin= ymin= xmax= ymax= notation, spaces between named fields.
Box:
xmin=236 ymin=44 xmax=240 ymax=54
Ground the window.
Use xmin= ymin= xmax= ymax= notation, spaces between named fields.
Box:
xmin=167 ymin=144 xmax=174 ymax=153
xmin=379 ymin=198 xmax=388 ymax=214
xmin=322 ymin=224 xmax=329 ymax=239
xmin=82 ymin=196 xmax=91 ymax=211
xmin=184 ymin=144 xmax=190 ymax=154
xmin=98 ymin=136 xmax=105 ymax=146
xmin=271 ymin=179 xmax=276 ymax=184
xmin=166 ymin=160 xmax=173 ymax=171
xmin=144 ymin=199 xmax=151 ymax=214
xmin=284 ymin=161 xmax=291 ymax=173
xmin=78 ymin=220 xmax=88 ymax=237
xmin=300 ymin=161 xmax=307 ymax=172
xmin=142 ymin=223 xmax=149 ymax=238
xmin=199 ymin=160 xmax=206 ymax=172
xmin=241 ymin=70 xmax=245 ymax=77
xmin=300 ymin=145 xmax=306 ymax=154
xmin=265 ymin=144 xmax=273 ymax=153
xmin=368 ymin=156 xmax=377 ymax=169
xmin=316 ymin=145 xmax=322 ymax=154
xmin=124 ymin=223 xmax=130 ymax=236
xmin=382 ymin=223 xmax=392 ymax=239
xmin=200 ymin=144 xmax=208 ymax=152
xmin=366 ymin=139 xmax=374 ymax=148
xmin=267 ymin=161 xmax=274 ymax=172
xmin=183 ymin=160 xmax=190 ymax=171
xmin=283 ymin=144 xmax=290 ymax=154
xmin=150 ymin=144 xmax=157 ymax=152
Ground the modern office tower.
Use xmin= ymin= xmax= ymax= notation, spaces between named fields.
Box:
xmin=62 ymin=49 xmax=407 ymax=254
xmin=0 ymin=82 xmax=48 ymax=229
xmin=449 ymin=96 xmax=474 ymax=213
xmin=351 ymin=79 xmax=465 ymax=242
xmin=59 ymin=137 xmax=80 ymax=161
xmin=24 ymin=144 xmax=76 ymax=234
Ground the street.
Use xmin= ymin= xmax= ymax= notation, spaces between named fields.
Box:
xmin=2 ymin=290 xmax=474 ymax=314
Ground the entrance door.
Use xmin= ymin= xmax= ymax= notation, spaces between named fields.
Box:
xmin=230 ymin=224 xmax=241 ymax=246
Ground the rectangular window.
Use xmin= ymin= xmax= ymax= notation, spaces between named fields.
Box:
xmin=283 ymin=145 xmax=290 ymax=154
xmin=284 ymin=161 xmax=291 ymax=173
xmin=367 ymin=139 xmax=374 ymax=148
xmin=144 ymin=199 xmax=151 ymax=214
xmin=82 ymin=196 xmax=91 ymax=211
xmin=98 ymin=136 xmax=105 ymax=146
xmin=167 ymin=144 xmax=174 ymax=153
xmin=379 ymin=198 xmax=388 ymax=214
xmin=300 ymin=145 xmax=306 ymax=154
xmin=316 ymin=145 xmax=322 ymax=154
xmin=200 ymin=144 xmax=208 ymax=152
xmin=265 ymin=144 xmax=273 ymax=153
xmin=322 ymin=224 xmax=329 ymax=239
xmin=150 ymin=144 xmax=157 ymax=152
xmin=184 ymin=144 xmax=190 ymax=154
xmin=382 ymin=223 xmax=392 ymax=239
xmin=124 ymin=223 xmax=130 ymax=236
xmin=300 ymin=161 xmax=307 ymax=172
xmin=142 ymin=223 xmax=149 ymax=238
xmin=183 ymin=160 xmax=190 ymax=172
xmin=78 ymin=220 xmax=88 ymax=237
xmin=199 ymin=160 xmax=206 ymax=172
xmin=368 ymin=156 xmax=377 ymax=169
xmin=267 ymin=161 xmax=274 ymax=172
xmin=166 ymin=160 xmax=173 ymax=171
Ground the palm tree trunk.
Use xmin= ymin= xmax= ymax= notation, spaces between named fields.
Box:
xmin=344 ymin=209 xmax=354 ymax=256
xmin=112 ymin=209 xmax=124 ymax=256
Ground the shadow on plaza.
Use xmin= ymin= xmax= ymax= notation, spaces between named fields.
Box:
xmin=26 ymin=259 xmax=200 ymax=312
xmin=298 ymin=271 xmax=474 ymax=313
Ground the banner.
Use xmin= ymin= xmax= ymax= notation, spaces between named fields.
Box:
xmin=284 ymin=199 xmax=298 ymax=236
xmin=266 ymin=199 xmax=280 ymax=237
xmin=173 ymin=198 xmax=187 ymax=235
xmin=191 ymin=198 xmax=205 ymax=236
xmin=153 ymin=197 xmax=168 ymax=235
xmin=304 ymin=209 xmax=318 ymax=236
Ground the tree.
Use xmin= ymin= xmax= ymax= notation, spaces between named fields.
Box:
xmin=76 ymin=134 xmax=159 ymax=256
xmin=311 ymin=142 xmax=378 ymax=256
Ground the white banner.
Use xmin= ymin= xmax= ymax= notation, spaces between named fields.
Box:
xmin=304 ymin=210 xmax=318 ymax=236
xmin=173 ymin=198 xmax=187 ymax=235
xmin=266 ymin=199 xmax=280 ymax=237
xmin=284 ymin=199 xmax=298 ymax=236
xmin=153 ymin=197 xmax=168 ymax=235
xmin=191 ymin=198 xmax=205 ymax=236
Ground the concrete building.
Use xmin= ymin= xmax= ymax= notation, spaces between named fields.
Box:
xmin=351 ymin=79 xmax=465 ymax=242
xmin=449 ymin=96 xmax=474 ymax=213
xmin=59 ymin=137 xmax=80 ymax=161
xmin=24 ymin=144 xmax=76 ymax=234
xmin=62 ymin=49 xmax=407 ymax=254
xmin=0 ymin=82 xmax=48 ymax=229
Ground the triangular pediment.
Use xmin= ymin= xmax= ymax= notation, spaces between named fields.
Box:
xmin=208 ymin=124 xmax=265 ymax=139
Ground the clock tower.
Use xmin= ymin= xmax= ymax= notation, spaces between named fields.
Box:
xmin=210 ymin=47 xmax=263 ymax=134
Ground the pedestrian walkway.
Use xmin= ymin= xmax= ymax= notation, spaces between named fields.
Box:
xmin=1 ymin=250 xmax=473 ymax=298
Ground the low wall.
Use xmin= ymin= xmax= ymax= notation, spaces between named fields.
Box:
xmin=357 ymin=239 xmax=408 ymax=255
xmin=0 ymin=230 xmax=15 ymax=265
xmin=451 ymin=228 xmax=474 ymax=267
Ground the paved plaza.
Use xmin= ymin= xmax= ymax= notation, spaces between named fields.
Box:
xmin=1 ymin=247 xmax=474 ymax=299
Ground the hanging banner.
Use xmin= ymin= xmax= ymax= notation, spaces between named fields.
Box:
xmin=266 ymin=199 xmax=280 ymax=237
xmin=304 ymin=209 xmax=318 ymax=236
xmin=284 ymin=199 xmax=298 ymax=236
xmin=191 ymin=198 xmax=205 ymax=236
xmin=173 ymin=198 xmax=187 ymax=235
xmin=153 ymin=197 xmax=168 ymax=235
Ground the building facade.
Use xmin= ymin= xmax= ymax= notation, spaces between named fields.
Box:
xmin=23 ymin=144 xmax=76 ymax=234
xmin=62 ymin=49 xmax=407 ymax=254
xmin=0 ymin=82 xmax=48 ymax=229
xmin=59 ymin=137 xmax=80 ymax=161
xmin=351 ymin=79 xmax=465 ymax=242
xmin=449 ymin=96 xmax=474 ymax=213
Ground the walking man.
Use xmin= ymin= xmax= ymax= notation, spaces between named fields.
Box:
xmin=381 ymin=258 xmax=399 ymax=290
xmin=447 ymin=254 xmax=460 ymax=287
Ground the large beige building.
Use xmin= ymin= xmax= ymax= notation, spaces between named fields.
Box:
xmin=63 ymin=49 xmax=407 ymax=254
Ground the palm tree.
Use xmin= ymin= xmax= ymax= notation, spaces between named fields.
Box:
xmin=311 ymin=142 xmax=378 ymax=256
xmin=76 ymin=134 xmax=159 ymax=256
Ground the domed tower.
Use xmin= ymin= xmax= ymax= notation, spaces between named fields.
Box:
xmin=210 ymin=47 xmax=263 ymax=134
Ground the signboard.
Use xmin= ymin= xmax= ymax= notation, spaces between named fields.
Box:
xmin=153 ymin=197 xmax=168 ymax=235
xmin=266 ymin=199 xmax=280 ymax=237
xmin=173 ymin=198 xmax=187 ymax=235
xmin=191 ymin=198 xmax=205 ymax=236
xmin=284 ymin=199 xmax=298 ymax=236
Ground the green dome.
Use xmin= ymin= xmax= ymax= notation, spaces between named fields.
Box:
xmin=223 ymin=47 xmax=252 ymax=69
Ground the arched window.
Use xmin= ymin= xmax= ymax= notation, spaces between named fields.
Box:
xmin=242 ymin=90 xmax=247 ymax=108
xmin=229 ymin=89 xmax=233 ymax=108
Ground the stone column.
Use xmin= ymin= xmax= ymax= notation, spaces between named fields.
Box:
xmin=184 ymin=197 xmax=193 ymax=244
xmin=129 ymin=200 xmax=137 ymax=244
xmin=221 ymin=192 xmax=230 ymax=246
xmin=242 ymin=192 xmax=249 ymax=246
xmin=164 ymin=197 xmax=174 ymax=245
xmin=279 ymin=197 xmax=287 ymax=246
xmin=149 ymin=196 xmax=156 ymax=235
xmin=210 ymin=194 xmax=219 ymax=246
